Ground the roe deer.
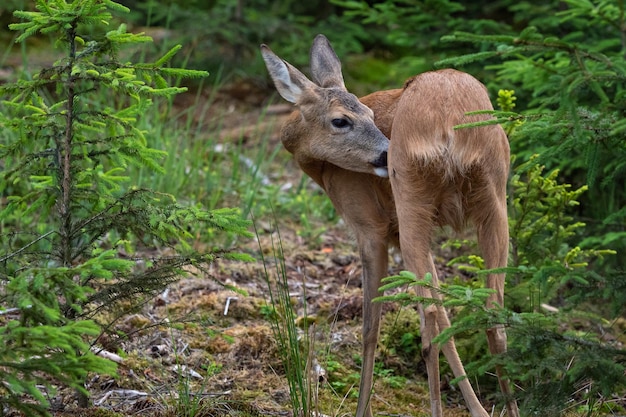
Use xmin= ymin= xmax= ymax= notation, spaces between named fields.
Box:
xmin=260 ymin=34 xmax=519 ymax=417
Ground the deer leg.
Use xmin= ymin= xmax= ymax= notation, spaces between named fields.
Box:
xmin=425 ymin=255 xmax=490 ymax=417
xmin=436 ymin=309 xmax=490 ymax=417
xmin=355 ymin=239 xmax=389 ymax=417
xmin=436 ymin=314 xmax=490 ymax=415
xmin=419 ymin=301 xmax=443 ymax=417
xmin=400 ymin=249 xmax=443 ymax=417
xmin=477 ymin=201 xmax=520 ymax=417
xmin=394 ymin=218 xmax=447 ymax=417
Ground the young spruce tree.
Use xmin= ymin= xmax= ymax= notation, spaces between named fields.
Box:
xmin=0 ymin=0 xmax=251 ymax=414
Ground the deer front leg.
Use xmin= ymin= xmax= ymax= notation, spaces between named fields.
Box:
xmin=436 ymin=308 xmax=490 ymax=417
xmin=355 ymin=238 xmax=388 ymax=417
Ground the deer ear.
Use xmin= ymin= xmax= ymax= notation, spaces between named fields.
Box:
xmin=261 ymin=44 xmax=314 ymax=104
xmin=309 ymin=34 xmax=345 ymax=89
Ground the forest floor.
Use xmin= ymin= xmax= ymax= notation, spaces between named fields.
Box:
xmin=44 ymin=81 xmax=482 ymax=417
xmin=0 ymin=34 xmax=474 ymax=417
xmin=4 ymin=41 xmax=622 ymax=416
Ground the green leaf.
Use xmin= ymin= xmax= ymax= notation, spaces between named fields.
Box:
xmin=102 ymin=0 xmax=130 ymax=14
xmin=154 ymin=44 xmax=182 ymax=67
xmin=158 ymin=67 xmax=209 ymax=79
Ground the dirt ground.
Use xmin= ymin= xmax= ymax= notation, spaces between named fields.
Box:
xmin=39 ymin=83 xmax=483 ymax=417
xmin=5 ymin=57 xmax=622 ymax=416
xmin=0 ymin=42 xmax=458 ymax=416
xmin=75 ymin=228 xmax=474 ymax=417
xmin=3 ymin=26 xmax=625 ymax=415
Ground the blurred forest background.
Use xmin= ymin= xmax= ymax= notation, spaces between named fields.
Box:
xmin=0 ymin=0 xmax=625 ymax=416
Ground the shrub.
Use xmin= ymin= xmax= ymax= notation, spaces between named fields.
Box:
xmin=0 ymin=0 xmax=251 ymax=414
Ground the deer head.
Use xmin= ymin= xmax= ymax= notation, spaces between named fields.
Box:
xmin=261 ymin=34 xmax=389 ymax=177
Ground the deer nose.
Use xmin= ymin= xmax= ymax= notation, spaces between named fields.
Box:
xmin=372 ymin=151 xmax=388 ymax=168
xmin=371 ymin=151 xmax=389 ymax=177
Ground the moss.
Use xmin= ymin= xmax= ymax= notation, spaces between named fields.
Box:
xmin=379 ymin=306 xmax=423 ymax=372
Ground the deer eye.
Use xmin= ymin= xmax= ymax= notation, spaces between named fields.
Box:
xmin=331 ymin=118 xmax=350 ymax=128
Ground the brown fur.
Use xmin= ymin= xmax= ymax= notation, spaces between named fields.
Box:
xmin=261 ymin=35 xmax=519 ymax=417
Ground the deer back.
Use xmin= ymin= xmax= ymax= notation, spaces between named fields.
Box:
xmin=388 ymin=69 xmax=510 ymax=231
xmin=391 ymin=69 xmax=509 ymax=178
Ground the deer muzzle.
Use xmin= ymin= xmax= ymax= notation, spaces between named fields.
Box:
xmin=371 ymin=150 xmax=388 ymax=178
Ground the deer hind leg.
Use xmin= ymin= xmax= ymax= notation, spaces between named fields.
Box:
xmin=476 ymin=197 xmax=520 ymax=417
xmin=419 ymin=300 xmax=443 ymax=417
xmin=415 ymin=263 xmax=491 ymax=417
xmin=391 ymin=188 xmax=489 ymax=417
xmin=402 ymin=239 xmax=489 ymax=417
xmin=391 ymin=172 xmax=483 ymax=416
xmin=435 ymin=313 xmax=490 ymax=417
xmin=425 ymin=256 xmax=490 ymax=417
xmin=399 ymin=232 xmax=444 ymax=417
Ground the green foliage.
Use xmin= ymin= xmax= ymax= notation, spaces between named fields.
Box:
xmin=439 ymin=0 xmax=626 ymax=277
xmin=117 ymin=0 xmax=369 ymax=79
xmin=378 ymin=271 xmax=626 ymax=414
xmin=329 ymin=0 xmax=515 ymax=84
xmin=505 ymin=313 xmax=626 ymax=416
xmin=0 ymin=318 xmax=116 ymax=416
xmin=380 ymin=306 xmax=422 ymax=368
xmin=375 ymin=271 xmax=493 ymax=312
xmin=332 ymin=0 xmax=471 ymax=51
xmin=507 ymin=156 xmax=616 ymax=311
xmin=0 ymin=0 xmax=251 ymax=414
